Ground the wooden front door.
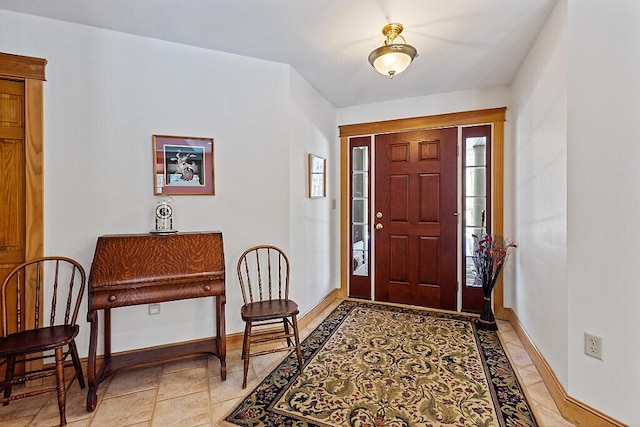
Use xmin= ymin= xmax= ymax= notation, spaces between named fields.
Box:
xmin=374 ymin=127 xmax=458 ymax=310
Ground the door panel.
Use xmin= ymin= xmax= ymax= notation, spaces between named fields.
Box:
xmin=419 ymin=174 xmax=439 ymax=221
xmin=374 ymin=127 xmax=458 ymax=310
xmin=389 ymin=235 xmax=408 ymax=282
xmin=419 ymin=237 xmax=439 ymax=283
xmin=389 ymin=175 xmax=409 ymax=220
xmin=0 ymin=79 xmax=26 ymax=286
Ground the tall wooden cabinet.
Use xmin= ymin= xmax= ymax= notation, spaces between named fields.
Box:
xmin=0 ymin=52 xmax=46 ymax=338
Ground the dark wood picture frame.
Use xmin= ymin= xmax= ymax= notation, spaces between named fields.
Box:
xmin=153 ymin=135 xmax=214 ymax=195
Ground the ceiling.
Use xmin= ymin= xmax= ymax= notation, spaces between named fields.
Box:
xmin=0 ymin=0 xmax=557 ymax=108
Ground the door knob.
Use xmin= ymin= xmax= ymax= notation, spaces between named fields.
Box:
xmin=376 ymin=212 xmax=383 ymax=219
xmin=375 ymin=223 xmax=383 ymax=230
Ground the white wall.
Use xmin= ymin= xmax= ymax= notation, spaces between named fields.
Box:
xmin=510 ymin=0 xmax=569 ymax=387
xmin=0 ymin=10 xmax=336 ymax=358
xmin=510 ymin=1 xmax=640 ymax=424
xmin=287 ymin=69 xmax=339 ymax=307
xmin=337 ymin=86 xmax=511 ymax=126
xmin=565 ymin=1 xmax=640 ymax=424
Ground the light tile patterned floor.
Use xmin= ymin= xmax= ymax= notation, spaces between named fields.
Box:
xmin=0 ymin=300 xmax=576 ymax=427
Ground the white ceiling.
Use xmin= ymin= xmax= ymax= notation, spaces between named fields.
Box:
xmin=0 ymin=0 xmax=557 ymax=108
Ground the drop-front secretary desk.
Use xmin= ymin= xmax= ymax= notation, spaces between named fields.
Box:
xmin=85 ymin=231 xmax=226 ymax=411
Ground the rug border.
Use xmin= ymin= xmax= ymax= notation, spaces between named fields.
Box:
xmin=473 ymin=323 xmax=508 ymax=426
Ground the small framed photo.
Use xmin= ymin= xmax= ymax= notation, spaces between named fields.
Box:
xmin=308 ymin=154 xmax=326 ymax=198
xmin=153 ymin=135 xmax=214 ymax=195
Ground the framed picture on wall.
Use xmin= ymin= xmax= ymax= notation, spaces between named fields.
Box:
xmin=153 ymin=135 xmax=215 ymax=195
xmin=308 ymin=154 xmax=326 ymax=198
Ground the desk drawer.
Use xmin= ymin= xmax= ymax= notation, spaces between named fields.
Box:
xmin=90 ymin=280 xmax=224 ymax=309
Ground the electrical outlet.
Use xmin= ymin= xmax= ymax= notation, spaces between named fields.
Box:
xmin=148 ymin=303 xmax=161 ymax=316
xmin=584 ymin=332 xmax=602 ymax=360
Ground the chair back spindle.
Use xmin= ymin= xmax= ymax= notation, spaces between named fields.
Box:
xmin=255 ymin=249 xmax=264 ymax=301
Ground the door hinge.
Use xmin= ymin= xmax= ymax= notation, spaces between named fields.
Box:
xmin=456 ymin=144 xmax=460 ymax=156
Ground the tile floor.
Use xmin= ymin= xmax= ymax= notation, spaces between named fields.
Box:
xmin=0 ymin=300 xmax=576 ymax=427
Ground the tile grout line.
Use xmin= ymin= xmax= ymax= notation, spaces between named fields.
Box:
xmin=207 ymin=355 xmax=215 ymax=426
xmin=146 ymin=363 xmax=164 ymax=427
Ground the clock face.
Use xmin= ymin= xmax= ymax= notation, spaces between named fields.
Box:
xmin=156 ymin=204 xmax=173 ymax=219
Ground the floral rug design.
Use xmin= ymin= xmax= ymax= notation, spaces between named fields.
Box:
xmin=224 ymin=301 xmax=537 ymax=426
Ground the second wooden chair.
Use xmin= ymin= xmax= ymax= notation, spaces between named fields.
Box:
xmin=236 ymin=245 xmax=303 ymax=388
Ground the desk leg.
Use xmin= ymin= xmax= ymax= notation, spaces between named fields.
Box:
xmin=86 ymin=310 xmax=98 ymax=411
xmin=104 ymin=308 xmax=112 ymax=359
xmin=217 ymin=295 xmax=227 ymax=381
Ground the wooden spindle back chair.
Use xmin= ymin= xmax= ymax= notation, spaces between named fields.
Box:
xmin=236 ymin=245 xmax=303 ymax=388
xmin=0 ymin=257 xmax=86 ymax=426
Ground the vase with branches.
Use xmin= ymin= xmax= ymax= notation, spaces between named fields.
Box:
xmin=472 ymin=220 xmax=516 ymax=330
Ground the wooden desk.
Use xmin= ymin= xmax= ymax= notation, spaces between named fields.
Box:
xmin=85 ymin=231 xmax=226 ymax=411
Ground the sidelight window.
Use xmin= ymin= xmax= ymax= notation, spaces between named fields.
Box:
xmin=461 ymin=125 xmax=492 ymax=313
xmin=464 ymin=136 xmax=487 ymax=287
xmin=352 ymin=146 xmax=369 ymax=276
xmin=349 ymin=136 xmax=372 ymax=299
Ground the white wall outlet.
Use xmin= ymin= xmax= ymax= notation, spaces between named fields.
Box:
xmin=148 ymin=303 xmax=161 ymax=316
xmin=584 ymin=332 xmax=603 ymax=360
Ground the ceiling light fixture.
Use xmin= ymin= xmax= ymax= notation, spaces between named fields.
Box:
xmin=368 ymin=23 xmax=418 ymax=78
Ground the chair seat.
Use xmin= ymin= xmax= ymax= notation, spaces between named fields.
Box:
xmin=241 ymin=299 xmax=299 ymax=322
xmin=0 ymin=325 xmax=79 ymax=358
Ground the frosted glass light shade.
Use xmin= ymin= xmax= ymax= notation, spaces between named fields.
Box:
xmin=368 ymin=44 xmax=418 ymax=77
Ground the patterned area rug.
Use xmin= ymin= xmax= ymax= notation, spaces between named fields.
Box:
xmin=224 ymin=301 xmax=537 ymax=427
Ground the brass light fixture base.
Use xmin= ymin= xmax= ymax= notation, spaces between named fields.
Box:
xmin=381 ymin=23 xmax=404 ymax=44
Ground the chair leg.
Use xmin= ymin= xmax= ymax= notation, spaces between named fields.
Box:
xmin=291 ymin=315 xmax=303 ymax=374
xmin=54 ymin=346 xmax=68 ymax=426
xmin=242 ymin=322 xmax=252 ymax=389
xmin=69 ymin=340 xmax=85 ymax=389
xmin=283 ymin=318 xmax=293 ymax=347
xmin=3 ymin=355 xmax=15 ymax=406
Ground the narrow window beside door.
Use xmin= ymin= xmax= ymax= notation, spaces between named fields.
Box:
xmin=349 ymin=136 xmax=371 ymax=299
xmin=461 ymin=125 xmax=492 ymax=313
